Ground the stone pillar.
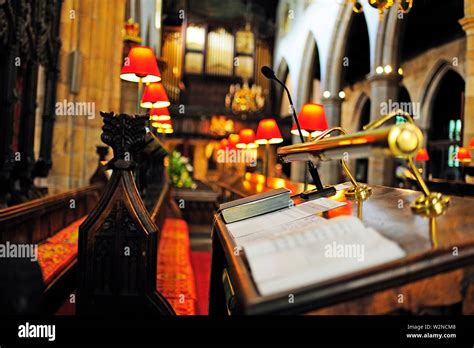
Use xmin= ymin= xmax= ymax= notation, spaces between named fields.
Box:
xmin=460 ymin=1 xmax=474 ymax=147
xmin=50 ymin=0 xmax=126 ymax=192
xmin=321 ymin=97 xmax=343 ymax=185
xmin=367 ymin=73 xmax=401 ymax=186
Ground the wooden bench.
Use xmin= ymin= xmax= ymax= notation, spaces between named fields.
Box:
xmin=0 ymin=185 xmax=101 ymax=313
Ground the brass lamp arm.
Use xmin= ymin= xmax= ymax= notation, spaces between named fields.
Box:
xmin=363 ymin=109 xmax=415 ymax=131
xmin=362 ymin=110 xmax=450 ymax=217
xmin=311 ymin=127 xmax=372 ymax=200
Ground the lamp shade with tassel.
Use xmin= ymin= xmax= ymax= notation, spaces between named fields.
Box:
xmin=120 ymin=46 xmax=161 ymax=83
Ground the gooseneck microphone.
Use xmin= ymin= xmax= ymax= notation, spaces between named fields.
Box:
xmin=261 ymin=66 xmax=336 ymax=199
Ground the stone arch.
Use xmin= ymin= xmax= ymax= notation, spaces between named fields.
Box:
xmin=353 ymin=92 xmax=371 ymax=131
xmin=297 ymin=31 xmax=321 ymax=109
xmin=274 ymin=57 xmax=290 ymax=116
xmin=323 ymin=4 xmax=354 ymax=95
xmin=419 ymin=60 xmax=464 ymax=130
xmin=375 ymin=6 xmax=405 ymax=69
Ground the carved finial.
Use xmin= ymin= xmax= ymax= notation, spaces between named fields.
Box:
xmin=100 ymin=112 xmax=149 ymax=167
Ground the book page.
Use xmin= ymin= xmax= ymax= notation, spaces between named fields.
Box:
xmin=242 ymin=215 xmax=406 ymax=296
xmin=225 ymin=198 xmax=346 ymax=240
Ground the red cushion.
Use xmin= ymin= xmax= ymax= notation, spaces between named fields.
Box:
xmin=37 ymin=217 xmax=86 ymax=284
xmin=157 ymin=218 xmax=198 ymax=315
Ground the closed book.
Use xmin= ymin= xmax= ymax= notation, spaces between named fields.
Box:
xmin=219 ymin=188 xmax=291 ymax=224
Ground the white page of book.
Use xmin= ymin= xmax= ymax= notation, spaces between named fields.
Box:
xmin=225 ymin=198 xmax=347 ymax=240
xmin=242 ymin=216 xmax=406 ymax=296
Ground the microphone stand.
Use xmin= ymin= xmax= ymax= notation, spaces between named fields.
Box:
xmin=265 ymin=69 xmax=336 ymax=199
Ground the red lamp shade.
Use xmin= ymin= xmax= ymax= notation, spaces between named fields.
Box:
xmin=149 ymin=107 xmax=170 ymax=121
xmin=470 ymin=136 xmax=474 ymax=148
xmin=151 ymin=118 xmax=172 ymax=129
xmin=236 ymin=128 xmax=258 ymax=149
xmin=415 ymin=148 xmax=429 ymax=162
xmin=141 ymin=82 xmax=170 ymax=108
xmin=456 ymin=147 xmax=472 ymax=163
xmin=291 ymin=103 xmax=328 ymax=137
xmin=120 ymin=46 xmax=161 ymax=83
xmin=228 ymin=134 xmax=240 ymax=150
xmin=255 ymin=119 xmax=283 ymax=145
xmin=218 ymin=139 xmax=229 ymax=151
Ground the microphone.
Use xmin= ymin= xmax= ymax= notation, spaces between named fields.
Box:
xmin=261 ymin=66 xmax=276 ymax=80
xmin=260 ymin=66 xmax=335 ymax=199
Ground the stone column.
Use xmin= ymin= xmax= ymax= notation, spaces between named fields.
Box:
xmin=321 ymin=97 xmax=343 ymax=185
xmin=460 ymin=1 xmax=474 ymax=148
xmin=367 ymin=72 xmax=401 ymax=186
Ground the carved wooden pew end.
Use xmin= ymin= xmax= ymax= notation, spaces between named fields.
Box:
xmin=77 ymin=112 xmax=175 ymax=316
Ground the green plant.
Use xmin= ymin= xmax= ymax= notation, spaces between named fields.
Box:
xmin=168 ymin=151 xmax=197 ymax=189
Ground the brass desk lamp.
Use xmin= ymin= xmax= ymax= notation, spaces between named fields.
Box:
xmin=363 ymin=110 xmax=450 ymax=217
xmin=311 ymin=127 xmax=372 ymax=201
xmin=278 ymin=110 xmax=450 ymax=217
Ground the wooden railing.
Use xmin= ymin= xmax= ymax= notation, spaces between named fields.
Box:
xmin=0 ymin=185 xmax=101 ymax=244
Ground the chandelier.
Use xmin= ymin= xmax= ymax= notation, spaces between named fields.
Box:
xmin=225 ymin=80 xmax=265 ymax=117
xmin=352 ymin=0 xmax=413 ymax=20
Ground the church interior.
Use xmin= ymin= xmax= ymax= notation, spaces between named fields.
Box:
xmin=2 ymin=0 xmax=474 ymax=328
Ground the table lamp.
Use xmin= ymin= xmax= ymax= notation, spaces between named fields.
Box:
xmin=291 ymin=103 xmax=329 ymax=139
xmin=291 ymin=103 xmax=329 ymax=190
xmin=415 ymin=148 xmax=429 ymax=162
xmin=236 ymin=129 xmax=258 ymax=149
xmin=456 ymin=147 xmax=472 ymax=163
xmin=255 ymin=119 xmax=283 ymax=187
xmin=149 ymin=107 xmax=170 ymax=121
xmin=120 ymin=46 xmax=161 ymax=112
xmin=141 ymin=82 xmax=170 ymax=109
xmin=457 ymin=147 xmax=472 ymax=181
xmin=228 ymin=134 xmax=240 ymax=150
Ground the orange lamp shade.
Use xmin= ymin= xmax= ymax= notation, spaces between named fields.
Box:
xmin=218 ymin=139 xmax=229 ymax=150
xmin=291 ymin=103 xmax=328 ymax=137
xmin=157 ymin=127 xmax=174 ymax=134
xmin=120 ymin=46 xmax=161 ymax=83
xmin=141 ymin=83 xmax=170 ymax=108
xmin=149 ymin=107 xmax=170 ymax=121
xmin=456 ymin=147 xmax=472 ymax=163
xmin=255 ymin=119 xmax=283 ymax=145
xmin=470 ymin=136 xmax=474 ymax=148
xmin=415 ymin=148 xmax=429 ymax=162
xmin=228 ymin=134 xmax=240 ymax=150
xmin=151 ymin=118 xmax=172 ymax=129
xmin=236 ymin=128 xmax=258 ymax=149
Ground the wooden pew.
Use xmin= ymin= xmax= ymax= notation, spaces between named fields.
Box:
xmin=0 ymin=184 xmax=101 ymax=314
xmin=77 ymin=112 xmax=200 ymax=316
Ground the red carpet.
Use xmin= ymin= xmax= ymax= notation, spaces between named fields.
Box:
xmin=190 ymin=251 xmax=211 ymax=315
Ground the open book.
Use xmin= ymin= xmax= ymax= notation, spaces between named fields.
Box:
xmin=241 ymin=215 xmax=406 ymax=296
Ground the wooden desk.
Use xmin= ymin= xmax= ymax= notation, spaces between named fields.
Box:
xmin=209 ymin=185 xmax=474 ymax=315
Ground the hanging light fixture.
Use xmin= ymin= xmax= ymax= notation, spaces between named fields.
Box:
xmin=351 ymin=0 xmax=413 ymax=20
xmin=225 ymin=80 xmax=265 ymax=117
